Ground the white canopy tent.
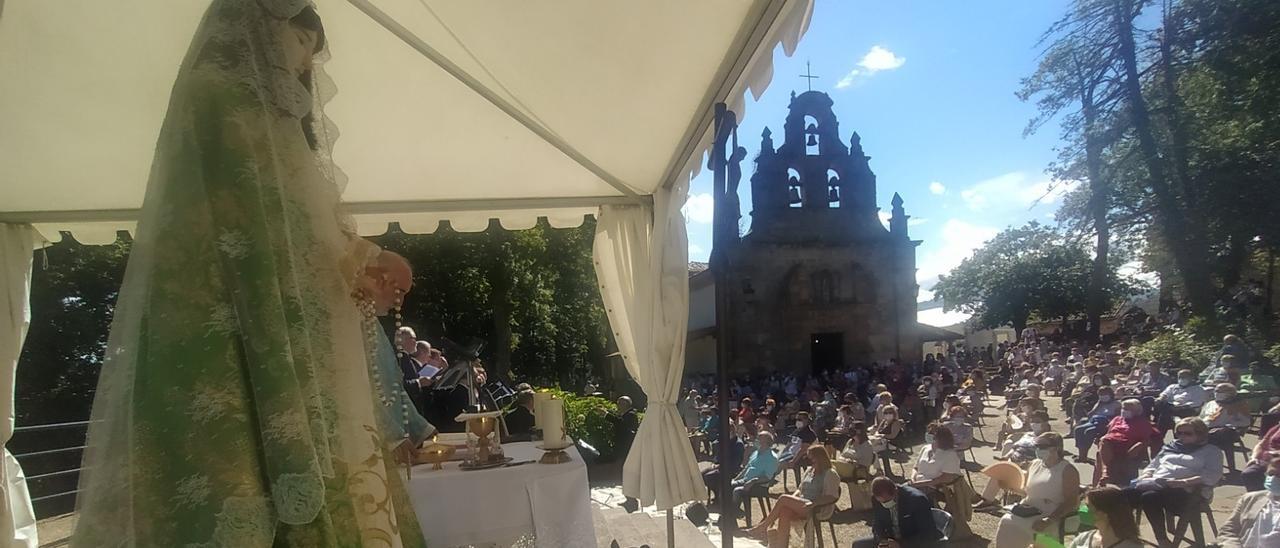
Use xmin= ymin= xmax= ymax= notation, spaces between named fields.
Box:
xmin=0 ymin=0 xmax=812 ymax=544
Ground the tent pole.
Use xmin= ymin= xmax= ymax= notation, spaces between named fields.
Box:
xmin=343 ymin=0 xmax=643 ymax=202
xmin=667 ymin=510 xmax=675 ymax=548
xmin=709 ymin=103 xmax=736 ymax=547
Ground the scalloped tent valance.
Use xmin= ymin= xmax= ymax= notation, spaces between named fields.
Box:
xmin=0 ymin=0 xmax=812 ymax=243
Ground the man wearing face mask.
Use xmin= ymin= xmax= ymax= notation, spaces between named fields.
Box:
xmin=1154 ymin=369 xmax=1210 ymax=433
xmin=1218 ymin=458 xmax=1280 ymax=548
xmin=851 ymin=477 xmax=942 ymax=548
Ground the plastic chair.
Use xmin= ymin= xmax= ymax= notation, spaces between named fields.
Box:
xmin=804 ymin=500 xmax=840 ymax=548
xmin=1169 ymin=498 xmax=1219 ymax=548
xmin=742 ymin=467 xmax=785 ymax=527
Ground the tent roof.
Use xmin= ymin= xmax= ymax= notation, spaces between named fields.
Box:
xmin=0 ymin=0 xmax=812 ymax=244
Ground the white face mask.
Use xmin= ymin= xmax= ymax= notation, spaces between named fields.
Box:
xmin=925 ymin=433 xmax=935 ymax=445
xmin=1031 ymin=423 xmax=1048 ymax=433
xmin=1099 ymin=395 xmax=1112 ymax=402
xmin=1035 ymin=448 xmax=1052 ymax=460
xmin=1178 ymin=379 xmax=1193 ymax=387
xmin=879 ymin=499 xmax=896 ymax=509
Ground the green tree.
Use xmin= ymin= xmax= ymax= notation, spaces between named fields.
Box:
xmin=934 ymin=222 xmax=1136 ymax=336
xmin=16 ymin=234 xmax=131 ymax=424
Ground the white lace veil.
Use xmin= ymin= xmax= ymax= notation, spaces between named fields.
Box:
xmin=71 ymin=1 xmax=409 ymax=545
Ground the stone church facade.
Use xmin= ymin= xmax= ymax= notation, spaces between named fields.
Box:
xmin=697 ymin=90 xmax=922 ymax=375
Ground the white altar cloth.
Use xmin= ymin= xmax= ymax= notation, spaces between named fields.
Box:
xmin=407 ymin=442 xmax=596 ymax=548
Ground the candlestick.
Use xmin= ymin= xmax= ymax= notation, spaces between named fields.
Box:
xmin=543 ymin=397 xmax=565 ymax=445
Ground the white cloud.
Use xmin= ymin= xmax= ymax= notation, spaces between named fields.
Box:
xmin=915 ymin=219 xmax=999 ymax=291
xmin=682 ymin=192 xmax=714 ymax=224
xmin=909 ymin=217 xmax=928 ymax=227
xmin=859 ymin=45 xmax=907 ymax=71
xmin=959 ymin=171 xmax=1077 ymax=213
xmin=688 ymin=243 xmax=708 ymax=261
xmin=835 ymin=45 xmax=906 ymax=89
xmin=929 ymin=181 xmax=946 ymax=195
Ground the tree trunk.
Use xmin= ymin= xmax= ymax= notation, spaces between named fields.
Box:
xmin=1081 ymin=73 xmax=1111 ymax=344
xmin=485 ymin=226 xmax=514 ymax=382
xmin=1114 ymin=0 xmax=1215 ymax=320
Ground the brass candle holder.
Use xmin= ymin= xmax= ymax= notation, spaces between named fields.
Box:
xmin=419 ymin=438 xmax=455 ymax=471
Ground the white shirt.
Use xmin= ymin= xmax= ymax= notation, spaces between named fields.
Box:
xmin=1200 ymin=401 xmax=1250 ymax=429
xmin=912 ymin=446 xmax=961 ymax=483
xmin=1159 ymin=383 xmax=1209 ymax=408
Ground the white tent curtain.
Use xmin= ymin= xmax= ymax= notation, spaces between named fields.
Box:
xmin=0 ymin=224 xmax=40 ymax=548
xmin=592 ymin=180 xmax=699 ymax=510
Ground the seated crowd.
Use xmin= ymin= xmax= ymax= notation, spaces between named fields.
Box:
xmin=678 ymin=332 xmax=1280 ymax=548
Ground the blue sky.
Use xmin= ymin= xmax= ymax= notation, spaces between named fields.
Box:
xmin=684 ymin=0 xmax=1078 ymax=301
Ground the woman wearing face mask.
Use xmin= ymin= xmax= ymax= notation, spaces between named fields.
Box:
xmin=910 ymin=423 xmax=962 ymax=489
xmin=911 ymin=423 xmax=974 ymax=539
xmin=998 ymin=396 xmax=1042 ymax=449
xmin=1200 ymin=383 xmax=1252 ymax=472
xmin=993 ymin=432 xmax=1081 ymax=548
xmin=1124 ymin=417 xmax=1224 ymax=547
xmin=1073 ymin=386 xmax=1121 ymax=463
xmin=837 ymin=424 xmax=876 ymax=473
xmin=1064 ymin=486 xmax=1143 ymax=548
xmin=1218 ymin=458 xmax=1280 ymax=548
xmin=999 ymin=411 xmax=1052 ymax=463
xmin=944 ymin=406 xmax=974 ymax=451
xmin=1093 ymin=399 xmax=1158 ymax=485
xmin=868 ymin=404 xmax=904 ymax=477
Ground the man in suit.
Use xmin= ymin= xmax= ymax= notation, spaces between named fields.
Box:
xmin=504 ymin=390 xmax=536 ymax=441
xmin=851 ymin=478 xmax=942 ymax=548
xmin=1219 ymin=459 xmax=1280 ymax=548
xmin=395 ymin=326 xmax=428 ymax=415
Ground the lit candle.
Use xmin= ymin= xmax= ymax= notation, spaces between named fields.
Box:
xmin=533 ymin=391 xmax=552 ymax=431
xmin=543 ymin=397 xmax=565 ymax=445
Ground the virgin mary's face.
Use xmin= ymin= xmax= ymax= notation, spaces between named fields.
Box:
xmin=282 ymin=23 xmax=319 ymax=75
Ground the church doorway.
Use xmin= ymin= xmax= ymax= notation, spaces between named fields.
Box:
xmin=810 ymin=332 xmax=844 ymax=375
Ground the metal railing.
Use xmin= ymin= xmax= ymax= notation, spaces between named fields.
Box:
xmin=10 ymin=420 xmax=91 ymax=517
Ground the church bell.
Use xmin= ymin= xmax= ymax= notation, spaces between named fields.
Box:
xmin=806 ymin=134 xmax=818 ymax=147
xmin=827 ymin=186 xmax=840 ymax=203
xmin=788 ymin=186 xmax=802 ymax=205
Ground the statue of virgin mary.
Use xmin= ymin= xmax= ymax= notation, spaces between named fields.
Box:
xmin=71 ymin=1 xmax=427 ymax=546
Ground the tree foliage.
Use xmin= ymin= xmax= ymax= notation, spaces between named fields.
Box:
xmin=1015 ymin=0 xmax=1280 ymax=338
xmin=934 ymin=222 xmax=1138 ymax=335
xmin=16 ymin=221 xmax=610 ymax=425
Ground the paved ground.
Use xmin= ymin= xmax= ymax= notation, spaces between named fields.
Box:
xmin=35 ymin=394 xmax=1259 ymax=547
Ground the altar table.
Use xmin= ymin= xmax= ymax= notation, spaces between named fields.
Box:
xmin=406 ymin=441 xmax=597 ymax=548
